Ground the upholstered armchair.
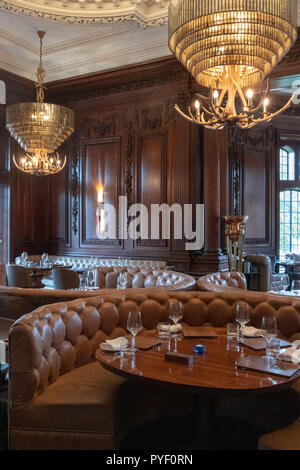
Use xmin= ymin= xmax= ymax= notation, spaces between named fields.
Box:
xmin=6 ymin=265 xmax=36 ymax=289
xmin=245 ymin=255 xmax=289 ymax=292
xmin=52 ymin=268 xmax=80 ymax=290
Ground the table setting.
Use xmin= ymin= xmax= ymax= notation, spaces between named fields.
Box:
xmin=96 ymin=300 xmax=300 ymax=395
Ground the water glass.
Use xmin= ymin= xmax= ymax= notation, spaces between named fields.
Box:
xmin=267 ymin=337 xmax=281 ymax=359
xmin=261 ymin=316 xmax=278 ymax=360
xmin=157 ymin=322 xmax=171 ymax=339
xmin=79 ymin=275 xmax=87 ymax=291
xmin=291 ymin=280 xmax=300 ymax=295
xmin=227 ymin=322 xmax=239 ymax=339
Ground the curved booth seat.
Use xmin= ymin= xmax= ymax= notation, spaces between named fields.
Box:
xmin=9 ymin=290 xmax=300 ymax=450
xmin=197 ymin=272 xmax=247 ymax=292
xmin=27 ymin=254 xmax=167 ymax=270
xmin=94 ymin=267 xmax=195 ymax=290
xmin=0 ymin=267 xmax=195 ymax=322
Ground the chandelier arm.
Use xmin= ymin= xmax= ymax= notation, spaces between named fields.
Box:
xmin=174 ymin=104 xmax=199 ymax=124
xmin=218 ymin=88 xmax=227 ymax=107
xmin=200 ymin=104 xmax=216 ymax=117
xmin=232 ymin=78 xmax=248 ymax=109
xmin=252 ymin=95 xmax=294 ymax=125
xmin=195 ymin=92 xmax=211 ymax=103
xmin=263 ymin=79 xmax=270 ymax=97
xmin=188 ymin=106 xmax=199 ymax=121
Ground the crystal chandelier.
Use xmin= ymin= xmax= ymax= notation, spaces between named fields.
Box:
xmin=6 ymin=31 xmax=75 ymax=175
xmin=168 ymin=0 xmax=298 ymax=130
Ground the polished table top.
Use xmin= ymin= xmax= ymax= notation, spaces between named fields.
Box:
xmin=97 ymin=333 xmax=300 ymax=396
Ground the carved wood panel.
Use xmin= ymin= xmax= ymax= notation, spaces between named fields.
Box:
xmin=81 ymin=137 xmax=122 ymax=246
xmin=135 ymin=130 xmax=168 ymax=248
xmin=44 ymin=165 xmax=70 ymax=246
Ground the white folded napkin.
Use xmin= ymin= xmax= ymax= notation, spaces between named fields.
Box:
xmin=160 ymin=324 xmax=182 ymax=333
xmin=278 ymin=347 xmax=300 ymax=364
xmin=242 ymin=326 xmax=261 ymax=338
xmin=100 ymin=337 xmax=128 ymax=352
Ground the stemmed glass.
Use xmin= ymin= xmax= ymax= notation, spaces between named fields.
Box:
xmin=280 ymin=274 xmax=290 ymax=293
xmin=87 ymin=270 xmax=95 ymax=289
xmin=235 ymin=303 xmax=250 ymax=340
xmin=261 ymin=316 xmax=278 ymax=362
xmin=41 ymin=253 xmax=49 ymax=266
xmin=127 ymin=311 xmax=143 ymax=355
xmin=169 ymin=300 xmax=183 ymax=338
xmin=21 ymin=252 xmax=28 ymax=266
xmin=79 ymin=274 xmax=87 ymax=291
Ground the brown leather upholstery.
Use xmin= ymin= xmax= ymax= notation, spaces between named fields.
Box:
xmin=93 ymin=267 xmax=195 ymax=291
xmin=197 ymin=272 xmax=247 ymax=292
xmin=258 ymin=418 xmax=300 ymax=450
xmin=9 ymin=289 xmax=300 ymax=450
xmin=28 ymin=254 xmax=167 ymax=270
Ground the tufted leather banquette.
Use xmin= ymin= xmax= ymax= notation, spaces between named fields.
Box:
xmin=9 ymin=289 xmax=300 ymax=450
xmin=27 ymin=255 xmax=167 ymax=270
xmin=94 ymin=267 xmax=195 ymax=290
xmin=0 ymin=268 xmax=194 ymax=323
xmin=197 ymin=272 xmax=247 ymax=292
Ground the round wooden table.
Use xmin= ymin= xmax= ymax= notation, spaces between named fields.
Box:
xmin=97 ymin=334 xmax=299 ymax=396
xmin=97 ymin=333 xmax=300 ymax=448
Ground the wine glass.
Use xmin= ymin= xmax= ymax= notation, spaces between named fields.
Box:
xmin=41 ymin=253 xmax=49 ymax=266
xmin=79 ymin=274 xmax=87 ymax=291
xmin=235 ymin=303 xmax=250 ymax=339
xmin=87 ymin=270 xmax=95 ymax=289
xmin=21 ymin=252 xmax=28 ymax=266
xmin=127 ymin=311 xmax=143 ymax=355
xmin=261 ymin=316 xmax=278 ymax=362
xmin=169 ymin=300 xmax=183 ymax=336
xmin=280 ymin=274 xmax=290 ymax=293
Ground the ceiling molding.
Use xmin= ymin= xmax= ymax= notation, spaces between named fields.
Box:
xmin=0 ymin=0 xmax=169 ymax=28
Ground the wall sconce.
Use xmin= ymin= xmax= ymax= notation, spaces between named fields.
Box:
xmin=96 ymin=186 xmax=105 ymax=236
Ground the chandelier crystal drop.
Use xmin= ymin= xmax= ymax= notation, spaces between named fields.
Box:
xmin=6 ymin=31 xmax=75 ymax=175
xmin=168 ymin=0 xmax=298 ymax=130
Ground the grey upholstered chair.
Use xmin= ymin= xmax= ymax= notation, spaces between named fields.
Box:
xmin=245 ymin=254 xmax=288 ymax=292
xmin=52 ymin=268 xmax=79 ymax=290
xmin=6 ymin=265 xmax=34 ymax=288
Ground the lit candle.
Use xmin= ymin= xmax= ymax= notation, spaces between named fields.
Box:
xmin=195 ymin=100 xmax=200 ymax=119
xmin=98 ymin=186 xmax=104 ymax=204
xmin=213 ymin=90 xmax=219 ymax=106
xmin=246 ymin=89 xmax=253 ymax=108
xmin=263 ymin=97 xmax=269 ymax=115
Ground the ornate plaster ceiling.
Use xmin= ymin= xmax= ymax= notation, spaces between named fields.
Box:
xmin=0 ymin=1 xmax=300 ymax=83
xmin=0 ymin=0 xmax=169 ymax=27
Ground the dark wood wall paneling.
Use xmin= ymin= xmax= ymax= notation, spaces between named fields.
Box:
xmin=3 ymin=54 xmax=300 ymax=271
xmin=5 ymin=58 xmax=202 ymax=271
xmin=0 ymin=70 xmax=35 ymax=264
